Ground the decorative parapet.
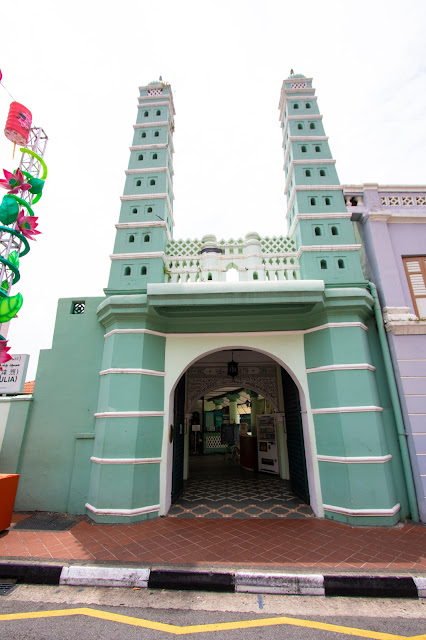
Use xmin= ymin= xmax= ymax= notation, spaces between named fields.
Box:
xmin=164 ymin=232 xmax=299 ymax=283
xmin=344 ymin=184 xmax=426 ymax=221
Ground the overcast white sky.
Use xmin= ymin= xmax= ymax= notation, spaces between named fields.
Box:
xmin=0 ymin=0 xmax=425 ymax=380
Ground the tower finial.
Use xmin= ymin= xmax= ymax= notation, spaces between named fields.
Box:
xmin=290 ymin=68 xmax=294 ymax=76
xmin=159 ymin=75 xmax=162 ymax=81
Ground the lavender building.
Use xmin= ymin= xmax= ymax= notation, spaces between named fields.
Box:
xmin=346 ymin=185 xmax=426 ymax=521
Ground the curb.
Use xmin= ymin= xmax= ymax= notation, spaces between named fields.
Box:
xmin=1 ymin=563 xmax=425 ymax=598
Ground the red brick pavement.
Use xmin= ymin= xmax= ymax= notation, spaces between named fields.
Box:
xmin=1 ymin=515 xmax=426 ymax=571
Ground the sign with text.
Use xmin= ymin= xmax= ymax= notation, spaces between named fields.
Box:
xmin=0 ymin=354 xmax=29 ymax=394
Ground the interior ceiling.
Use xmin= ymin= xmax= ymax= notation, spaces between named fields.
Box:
xmin=192 ymin=349 xmax=273 ymax=409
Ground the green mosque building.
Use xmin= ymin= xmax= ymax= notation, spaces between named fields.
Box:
xmin=0 ymin=74 xmax=418 ymax=526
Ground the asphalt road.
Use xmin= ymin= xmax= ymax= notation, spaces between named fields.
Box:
xmin=0 ymin=584 xmax=425 ymax=639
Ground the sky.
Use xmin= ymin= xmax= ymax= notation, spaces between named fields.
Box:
xmin=0 ymin=0 xmax=425 ymax=380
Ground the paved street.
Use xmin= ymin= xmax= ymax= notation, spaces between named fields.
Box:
xmin=0 ymin=584 xmax=425 ymax=639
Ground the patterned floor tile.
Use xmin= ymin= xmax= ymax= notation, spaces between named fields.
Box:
xmin=168 ymin=454 xmax=314 ymax=519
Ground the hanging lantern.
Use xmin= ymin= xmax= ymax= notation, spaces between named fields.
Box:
xmin=4 ymin=101 xmax=32 ymax=146
xmin=227 ymin=351 xmax=239 ymax=379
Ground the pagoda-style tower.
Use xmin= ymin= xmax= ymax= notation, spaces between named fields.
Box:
xmin=105 ymin=80 xmax=175 ymax=294
xmin=279 ymin=74 xmax=364 ymax=284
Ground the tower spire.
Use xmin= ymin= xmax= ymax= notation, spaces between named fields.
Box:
xmin=105 ymin=81 xmax=175 ymax=295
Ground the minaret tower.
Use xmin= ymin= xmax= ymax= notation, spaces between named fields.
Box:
xmin=279 ymin=74 xmax=364 ymax=284
xmin=105 ymin=80 xmax=175 ymax=294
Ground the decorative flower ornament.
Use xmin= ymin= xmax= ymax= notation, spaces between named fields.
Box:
xmin=0 ymin=168 xmax=31 ymax=194
xmin=0 ymin=337 xmax=12 ymax=371
xmin=17 ymin=210 xmax=41 ymax=240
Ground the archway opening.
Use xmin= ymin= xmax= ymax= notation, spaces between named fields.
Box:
xmin=170 ymin=348 xmax=312 ymax=519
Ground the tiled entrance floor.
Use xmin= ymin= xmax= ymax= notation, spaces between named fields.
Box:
xmin=168 ymin=454 xmax=314 ymax=519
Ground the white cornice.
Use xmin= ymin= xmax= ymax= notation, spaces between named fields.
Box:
xmin=91 ymin=456 xmax=162 ymax=464
xmin=125 ymin=167 xmax=174 ymax=199
xmin=287 ymin=184 xmax=343 ymax=199
xmin=137 ymin=100 xmax=172 ymax=108
xmin=110 ymin=251 xmax=165 ymax=260
xmin=85 ymin=503 xmax=160 ymax=516
xmin=94 ymin=411 xmax=165 ymax=418
xmin=120 ymin=193 xmax=174 ymax=225
xmin=307 ymin=363 xmax=376 ymax=373
xmin=323 ymin=503 xmax=400 ymax=517
xmin=318 ymin=454 xmax=391 ymax=464
xmin=116 ymin=221 xmax=172 ymax=242
xmin=134 ymin=121 xmax=171 ymax=129
xmin=99 ymin=368 xmax=165 ymax=376
xmin=312 ymin=405 xmax=383 ymax=414
xmin=103 ymin=322 xmax=368 ymax=340
xmin=296 ymin=244 xmax=361 ymax=258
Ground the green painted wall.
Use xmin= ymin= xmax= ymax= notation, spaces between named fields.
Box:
xmin=14 ymin=296 xmax=105 ymax=512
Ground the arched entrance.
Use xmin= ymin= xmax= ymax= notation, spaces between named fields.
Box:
xmin=168 ymin=348 xmax=313 ymax=518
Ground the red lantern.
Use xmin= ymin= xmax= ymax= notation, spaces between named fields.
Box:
xmin=4 ymin=102 xmax=32 ymax=146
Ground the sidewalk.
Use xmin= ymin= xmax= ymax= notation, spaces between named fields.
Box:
xmin=1 ymin=513 xmax=426 ymax=597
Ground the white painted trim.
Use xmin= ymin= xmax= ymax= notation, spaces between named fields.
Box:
xmin=90 ymin=457 xmax=161 ymax=465
xmin=0 ymin=395 xmax=33 ymax=403
xmin=120 ymin=193 xmax=174 ymax=224
xmin=318 ymin=454 xmax=392 ymax=464
xmin=94 ymin=411 xmax=164 ymax=418
xmin=104 ymin=328 xmax=166 ymax=339
xmin=312 ymin=406 xmax=383 ymax=414
xmin=110 ymin=251 xmax=165 ymax=260
xmin=99 ymin=368 xmax=165 ymax=376
xmin=85 ymin=503 xmax=160 ymax=516
xmin=323 ymin=503 xmax=400 ymax=517
xmin=116 ymin=221 xmax=172 ymax=242
xmin=297 ymin=244 xmax=361 ymax=258
xmin=307 ymin=364 xmax=376 ymax=373
xmin=103 ymin=322 xmax=368 ymax=340
xmin=134 ymin=121 xmax=170 ymax=129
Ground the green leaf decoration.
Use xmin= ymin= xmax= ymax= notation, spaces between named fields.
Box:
xmin=1 ymin=281 xmax=8 ymax=292
xmin=0 ymin=195 xmax=19 ymax=226
xmin=0 ymin=292 xmax=23 ymax=322
xmin=8 ymin=251 xmax=19 ymax=269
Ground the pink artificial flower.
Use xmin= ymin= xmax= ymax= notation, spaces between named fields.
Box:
xmin=17 ymin=209 xmax=41 ymax=240
xmin=0 ymin=339 xmax=12 ymax=371
xmin=0 ymin=168 xmax=31 ymax=194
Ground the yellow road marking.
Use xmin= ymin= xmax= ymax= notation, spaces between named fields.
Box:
xmin=0 ymin=607 xmax=424 ymax=638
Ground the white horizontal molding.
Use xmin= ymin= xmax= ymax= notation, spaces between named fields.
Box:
xmin=297 ymin=244 xmax=361 ymax=258
xmin=100 ymin=368 xmax=165 ymax=377
xmin=323 ymin=503 xmax=400 ymax=517
xmin=110 ymin=251 xmax=165 ymax=260
xmin=104 ymin=328 xmax=166 ymax=339
xmin=120 ymin=193 xmax=174 ymax=223
xmin=318 ymin=454 xmax=392 ymax=464
xmin=90 ymin=457 xmax=161 ymax=465
xmin=94 ymin=411 xmax=164 ymax=418
xmin=85 ymin=503 xmax=160 ymax=517
xmin=312 ymin=406 xmax=383 ymax=414
xmin=134 ymin=121 xmax=170 ymax=129
xmin=116 ymin=221 xmax=171 ymax=242
xmin=307 ymin=363 xmax=376 ymax=374
xmin=137 ymin=100 xmax=171 ymax=108
xmin=103 ymin=322 xmax=368 ymax=340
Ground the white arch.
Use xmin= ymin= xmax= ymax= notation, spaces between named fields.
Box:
xmin=160 ymin=337 xmax=322 ymax=519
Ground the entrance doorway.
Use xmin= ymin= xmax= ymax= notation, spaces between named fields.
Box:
xmin=169 ymin=348 xmax=312 ymax=519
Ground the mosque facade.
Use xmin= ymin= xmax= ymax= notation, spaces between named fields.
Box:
xmin=1 ymin=74 xmax=424 ymax=526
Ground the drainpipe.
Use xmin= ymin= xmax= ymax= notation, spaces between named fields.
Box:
xmin=367 ymin=282 xmax=419 ymax=522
